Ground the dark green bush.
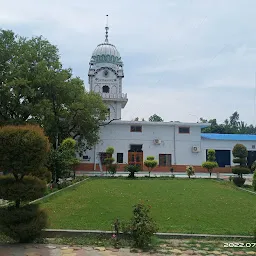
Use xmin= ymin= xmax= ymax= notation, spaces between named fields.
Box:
xmin=0 ymin=175 xmax=46 ymax=203
xmin=233 ymin=158 xmax=247 ymax=165
xmin=253 ymin=172 xmax=256 ymax=191
xmin=252 ymin=161 xmax=256 ymax=172
xmin=233 ymin=176 xmax=246 ymax=187
xmin=0 ymin=125 xmax=50 ymax=178
xmin=58 ymin=181 xmax=72 ymax=189
xmin=108 ymin=164 xmax=118 ymax=176
xmin=125 ymin=165 xmax=141 ymax=178
xmin=0 ymin=204 xmax=48 ymax=243
xmin=232 ymin=166 xmax=250 ymax=176
xmin=123 ymin=203 xmax=158 ymax=248
xmin=30 ymin=167 xmax=52 ymax=183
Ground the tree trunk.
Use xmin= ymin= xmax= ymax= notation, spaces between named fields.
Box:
xmin=210 ymin=172 xmax=212 ymax=178
xmin=149 ymin=171 xmax=150 ymax=177
xmin=130 ymin=171 xmax=135 ymax=178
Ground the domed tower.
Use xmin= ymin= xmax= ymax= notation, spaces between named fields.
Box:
xmin=88 ymin=16 xmax=128 ymax=120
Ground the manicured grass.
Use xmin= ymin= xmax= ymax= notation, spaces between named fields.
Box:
xmin=40 ymin=178 xmax=256 ymax=235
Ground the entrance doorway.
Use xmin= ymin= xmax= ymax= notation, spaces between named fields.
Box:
xmin=206 ymin=149 xmax=230 ymax=167
xmin=128 ymin=144 xmax=143 ymax=167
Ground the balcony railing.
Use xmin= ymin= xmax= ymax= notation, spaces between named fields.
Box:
xmin=99 ymin=92 xmax=127 ymax=99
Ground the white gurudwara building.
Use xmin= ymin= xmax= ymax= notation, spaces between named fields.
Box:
xmin=75 ymin=21 xmax=256 ymax=173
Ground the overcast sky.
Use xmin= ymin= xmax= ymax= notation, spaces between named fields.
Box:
xmin=1 ymin=0 xmax=256 ymax=124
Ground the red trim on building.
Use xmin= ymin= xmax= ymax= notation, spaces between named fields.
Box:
xmin=74 ymin=163 xmax=232 ymax=173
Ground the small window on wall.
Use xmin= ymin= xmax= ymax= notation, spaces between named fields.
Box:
xmin=102 ymin=85 xmax=110 ymax=93
xmin=130 ymin=126 xmax=142 ymax=132
xmin=117 ymin=153 xmax=123 ymax=163
xmin=159 ymin=154 xmax=172 ymax=166
xmin=179 ymin=127 xmax=190 ymax=134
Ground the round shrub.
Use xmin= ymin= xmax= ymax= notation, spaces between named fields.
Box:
xmin=232 ymin=144 xmax=250 ymax=181
xmin=106 ymin=146 xmax=114 ymax=155
xmin=233 ymin=158 xmax=247 ymax=165
xmin=0 ymin=175 xmax=46 ymax=203
xmin=233 ymin=176 xmax=246 ymax=187
xmin=253 ymin=171 xmax=256 ymax=191
xmin=0 ymin=204 xmax=48 ymax=242
xmin=144 ymin=156 xmax=157 ymax=177
xmin=0 ymin=125 xmax=50 ymax=178
xmin=125 ymin=165 xmax=141 ymax=178
xmin=232 ymin=144 xmax=248 ymax=158
xmin=232 ymin=166 xmax=250 ymax=176
xmin=108 ymin=164 xmax=118 ymax=176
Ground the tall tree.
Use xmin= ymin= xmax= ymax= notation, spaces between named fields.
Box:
xmin=201 ymin=111 xmax=256 ymax=135
xmin=149 ymin=114 xmax=164 ymax=122
xmin=0 ymin=29 xmax=108 ymax=149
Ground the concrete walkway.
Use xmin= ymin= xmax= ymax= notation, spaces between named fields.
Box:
xmin=77 ymin=172 xmax=254 ymax=185
xmin=1 ymin=242 xmax=256 ymax=256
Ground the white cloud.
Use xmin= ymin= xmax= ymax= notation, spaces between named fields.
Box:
xmin=1 ymin=0 xmax=256 ymax=124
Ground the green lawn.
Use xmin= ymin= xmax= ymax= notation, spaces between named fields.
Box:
xmin=40 ymin=178 xmax=256 ymax=235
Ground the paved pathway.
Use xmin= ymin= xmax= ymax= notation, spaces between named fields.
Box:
xmin=1 ymin=242 xmax=256 ymax=256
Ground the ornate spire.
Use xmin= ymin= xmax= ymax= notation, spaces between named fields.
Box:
xmin=105 ymin=14 xmax=109 ymax=43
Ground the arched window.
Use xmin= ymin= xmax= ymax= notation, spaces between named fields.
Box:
xmin=102 ymin=85 xmax=110 ymax=93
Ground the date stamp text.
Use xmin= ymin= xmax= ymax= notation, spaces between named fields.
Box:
xmin=224 ymin=243 xmax=256 ymax=248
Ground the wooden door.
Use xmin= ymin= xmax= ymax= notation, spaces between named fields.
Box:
xmin=128 ymin=152 xmax=143 ymax=167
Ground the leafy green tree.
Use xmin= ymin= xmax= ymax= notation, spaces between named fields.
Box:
xmin=232 ymin=144 xmax=250 ymax=186
xmin=47 ymin=137 xmax=80 ymax=182
xmin=0 ymin=29 xmax=108 ymax=150
xmin=201 ymin=111 xmax=256 ymax=135
xmin=202 ymin=149 xmax=218 ymax=178
xmin=0 ymin=125 xmax=49 ymax=242
xmin=149 ymin=114 xmax=164 ymax=122
xmin=144 ymin=156 xmax=158 ymax=177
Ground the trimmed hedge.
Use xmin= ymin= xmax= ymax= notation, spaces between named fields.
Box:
xmin=233 ymin=176 xmax=246 ymax=187
xmin=232 ymin=166 xmax=250 ymax=176
xmin=0 ymin=175 xmax=46 ymax=203
xmin=0 ymin=204 xmax=48 ymax=242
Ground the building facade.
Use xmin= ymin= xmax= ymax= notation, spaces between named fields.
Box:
xmin=75 ymin=23 xmax=256 ymax=173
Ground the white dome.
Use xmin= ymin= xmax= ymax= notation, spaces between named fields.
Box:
xmin=90 ymin=43 xmax=123 ymax=65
